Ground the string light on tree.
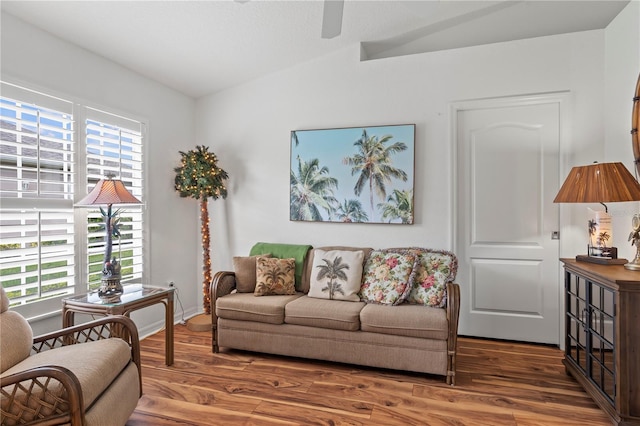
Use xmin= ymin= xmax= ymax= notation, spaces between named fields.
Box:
xmin=174 ymin=145 xmax=228 ymax=317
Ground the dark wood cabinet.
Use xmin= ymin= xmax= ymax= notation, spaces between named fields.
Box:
xmin=561 ymin=259 xmax=640 ymax=426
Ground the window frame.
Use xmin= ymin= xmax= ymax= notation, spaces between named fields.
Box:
xmin=83 ymin=107 xmax=145 ymax=291
xmin=0 ymin=79 xmax=149 ymax=319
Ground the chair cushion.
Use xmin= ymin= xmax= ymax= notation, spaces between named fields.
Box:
xmin=0 ymin=311 xmax=33 ymax=373
xmin=1 ymin=286 xmax=10 ymax=313
xmin=285 ymin=296 xmax=365 ymax=331
xmin=1 ymin=338 xmax=133 ymax=413
xmin=216 ymin=292 xmax=303 ymax=324
xmin=83 ymin=362 xmax=140 ymax=426
xmin=359 ymin=303 xmax=448 ymax=340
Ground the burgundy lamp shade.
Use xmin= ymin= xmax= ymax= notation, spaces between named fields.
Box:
xmin=553 ymin=162 xmax=640 ymax=204
xmin=76 ymin=178 xmax=141 ymax=206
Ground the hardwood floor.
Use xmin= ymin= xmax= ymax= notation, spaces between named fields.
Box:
xmin=127 ymin=325 xmax=611 ymax=425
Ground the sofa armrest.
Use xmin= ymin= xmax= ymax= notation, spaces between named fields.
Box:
xmin=32 ymin=315 xmax=142 ymax=396
xmin=445 ymin=282 xmax=460 ymax=386
xmin=1 ymin=365 xmax=85 ymax=425
xmin=211 ymin=271 xmax=237 ymax=302
xmin=210 ymin=271 xmax=237 ymax=353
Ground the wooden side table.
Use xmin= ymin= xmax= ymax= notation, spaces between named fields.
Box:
xmin=62 ymin=284 xmax=175 ymax=366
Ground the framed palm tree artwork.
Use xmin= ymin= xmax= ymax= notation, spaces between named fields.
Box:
xmin=290 ymin=124 xmax=415 ymax=224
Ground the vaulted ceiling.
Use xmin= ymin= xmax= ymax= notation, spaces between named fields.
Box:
xmin=1 ymin=1 xmax=630 ymax=98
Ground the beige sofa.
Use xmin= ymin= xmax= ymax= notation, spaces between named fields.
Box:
xmin=210 ymin=245 xmax=460 ymax=385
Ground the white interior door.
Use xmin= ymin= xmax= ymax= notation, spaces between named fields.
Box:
xmin=453 ymin=93 xmax=568 ymax=344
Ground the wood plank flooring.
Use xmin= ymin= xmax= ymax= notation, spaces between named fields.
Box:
xmin=127 ymin=325 xmax=611 ymax=425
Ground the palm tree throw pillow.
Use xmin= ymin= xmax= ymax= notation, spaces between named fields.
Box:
xmin=308 ymin=249 xmax=365 ymax=301
xmin=254 ymin=256 xmax=297 ymax=296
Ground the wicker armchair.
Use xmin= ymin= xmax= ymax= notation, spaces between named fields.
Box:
xmin=0 ymin=287 xmax=142 ymax=426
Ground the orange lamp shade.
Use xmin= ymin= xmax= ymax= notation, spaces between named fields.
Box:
xmin=553 ymin=162 xmax=640 ymax=204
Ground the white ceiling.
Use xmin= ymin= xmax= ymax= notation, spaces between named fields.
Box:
xmin=1 ymin=0 xmax=630 ymax=99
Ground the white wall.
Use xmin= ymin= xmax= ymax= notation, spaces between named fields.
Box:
xmin=605 ymin=1 xmax=640 ymax=262
xmin=1 ymin=13 xmax=200 ymax=336
xmin=198 ymin=29 xmax=609 ymax=273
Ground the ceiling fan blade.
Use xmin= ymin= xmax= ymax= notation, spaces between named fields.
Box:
xmin=321 ymin=0 xmax=344 ymax=39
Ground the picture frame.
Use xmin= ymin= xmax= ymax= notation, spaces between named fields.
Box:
xmin=290 ymin=124 xmax=415 ymax=224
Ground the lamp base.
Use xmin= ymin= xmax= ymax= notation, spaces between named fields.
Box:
xmin=624 ymin=248 xmax=640 ymax=270
xmin=576 ymin=255 xmax=628 ymax=265
xmin=99 ymin=277 xmax=123 ymax=298
xmin=624 ymin=261 xmax=640 ymax=270
xmin=587 ymin=245 xmax=618 ymax=259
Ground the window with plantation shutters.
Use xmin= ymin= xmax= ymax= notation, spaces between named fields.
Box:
xmin=0 ymin=82 xmax=76 ymax=308
xmin=0 ymin=81 xmax=146 ymax=314
xmin=84 ymin=109 xmax=144 ymax=291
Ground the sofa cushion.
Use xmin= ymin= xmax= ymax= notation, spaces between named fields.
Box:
xmin=216 ymin=292 xmax=303 ymax=324
xmin=308 ymin=249 xmax=364 ymax=301
xmin=1 ymin=338 xmax=133 ymax=414
xmin=358 ymin=250 xmax=417 ymax=305
xmin=234 ymin=254 xmax=271 ymax=293
xmin=302 ymin=246 xmax=373 ymax=293
xmin=285 ymin=296 xmax=365 ymax=331
xmin=403 ymin=248 xmax=458 ymax=308
xmin=360 ymin=303 xmax=448 ymax=340
xmin=254 ymin=256 xmax=297 ymax=296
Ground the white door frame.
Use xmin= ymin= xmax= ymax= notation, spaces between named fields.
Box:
xmin=450 ymin=91 xmax=572 ymax=347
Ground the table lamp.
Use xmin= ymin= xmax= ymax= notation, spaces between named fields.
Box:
xmin=76 ymin=174 xmax=142 ymax=297
xmin=554 ymin=162 xmax=640 ymax=266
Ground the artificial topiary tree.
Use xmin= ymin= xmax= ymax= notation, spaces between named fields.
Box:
xmin=174 ymin=145 xmax=228 ymax=315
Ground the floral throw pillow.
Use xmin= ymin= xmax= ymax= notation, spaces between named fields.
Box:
xmin=358 ymin=250 xmax=417 ymax=305
xmin=404 ymin=248 xmax=458 ymax=307
xmin=254 ymin=256 xmax=296 ymax=296
xmin=308 ymin=249 xmax=364 ymax=301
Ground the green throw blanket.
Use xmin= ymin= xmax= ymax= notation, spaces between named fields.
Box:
xmin=249 ymin=242 xmax=312 ymax=290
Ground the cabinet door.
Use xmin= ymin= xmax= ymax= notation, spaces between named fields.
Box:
xmin=588 ymin=281 xmax=616 ymax=404
xmin=565 ymin=272 xmax=588 ymax=372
